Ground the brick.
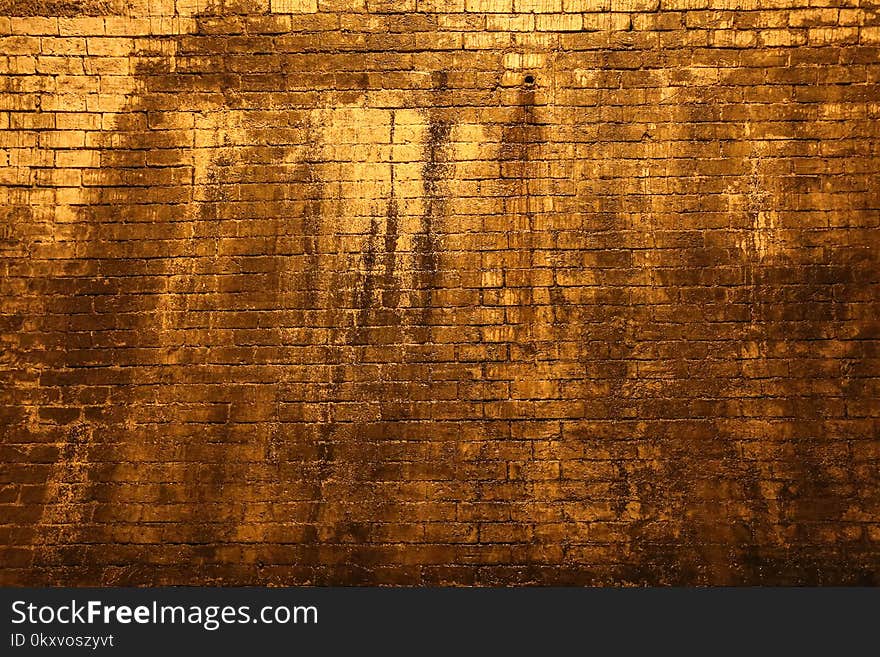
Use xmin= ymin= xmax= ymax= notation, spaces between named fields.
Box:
xmin=860 ymin=26 xmax=880 ymax=44
xmin=514 ymin=0 xmax=563 ymax=11
xmin=611 ymin=0 xmax=659 ymax=11
xmin=466 ymin=0 xmax=514 ymax=12
xmin=270 ymin=0 xmax=318 ymax=11
xmin=86 ymin=37 xmax=133 ymax=56
xmin=10 ymin=17 xmax=57 ymax=35
xmin=0 ymin=36 xmax=40 ymax=54
xmin=57 ymin=18 xmax=105 ymax=36
xmin=535 ymin=12 xmax=583 ymax=30
xmin=487 ymin=13 xmax=535 ymax=30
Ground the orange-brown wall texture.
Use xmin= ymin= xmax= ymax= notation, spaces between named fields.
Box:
xmin=1 ymin=0 xmax=879 ymax=586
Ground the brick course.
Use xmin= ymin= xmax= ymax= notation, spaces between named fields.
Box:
xmin=1 ymin=0 xmax=879 ymax=585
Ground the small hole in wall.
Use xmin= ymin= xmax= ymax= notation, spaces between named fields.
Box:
xmin=524 ymin=74 xmax=535 ymax=85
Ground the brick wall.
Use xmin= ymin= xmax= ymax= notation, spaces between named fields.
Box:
xmin=1 ymin=0 xmax=879 ymax=585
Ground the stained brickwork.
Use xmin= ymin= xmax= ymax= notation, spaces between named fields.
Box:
xmin=1 ymin=0 xmax=879 ymax=585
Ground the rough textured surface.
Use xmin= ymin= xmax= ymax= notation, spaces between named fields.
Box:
xmin=1 ymin=0 xmax=879 ymax=586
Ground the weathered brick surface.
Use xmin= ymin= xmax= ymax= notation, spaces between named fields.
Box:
xmin=1 ymin=0 xmax=879 ymax=586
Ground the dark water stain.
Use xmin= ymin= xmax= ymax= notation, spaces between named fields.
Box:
xmin=20 ymin=2 xmax=320 ymax=582
xmin=381 ymin=196 xmax=401 ymax=309
xmin=19 ymin=107 xmax=174 ymax=581
xmin=610 ymin=67 xmax=880 ymax=583
xmin=408 ymin=70 xmax=454 ymax=342
xmin=300 ymin=115 xmax=325 ymax=313
xmin=349 ymin=111 xmax=407 ymax=345
xmin=12 ymin=11 xmax=879 ymax=586
xmin=412 ymin=116 xmax=451 ymax=341
xmin=498 ymin=83 xmax=547 ymax=353
xmin=350 ymin=218 xmax=381 ymax=346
